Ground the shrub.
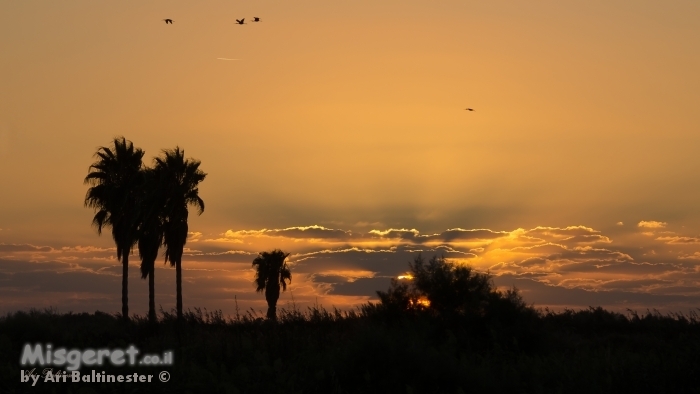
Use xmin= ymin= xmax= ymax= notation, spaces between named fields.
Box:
xmin=378 ymin=254 xmax=537 ymax=321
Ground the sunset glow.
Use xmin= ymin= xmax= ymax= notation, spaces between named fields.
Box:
xmin=2 ymin=0 xmax=700 ymax=317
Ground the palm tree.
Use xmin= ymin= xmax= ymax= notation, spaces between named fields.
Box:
xmin=84 ymin=137 xmax=145 ymax=320
xmin=137 ymin=168 xmax=165 ymax=323
xmin=155 ymin=147 xmax=206 ymax=320
xmin=252 ymin=249 xmax=292 ymax=321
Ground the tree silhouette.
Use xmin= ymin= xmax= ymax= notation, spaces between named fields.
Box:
xmin=156 ymin=147 xmax=206 ymax=320
xmin=410 ymin=253 xmax=492 ymax=316
xmin=84 ymin=137 xmax=145 ymax=320
xmin=378 ymin=253 xmax=507 ymax=318
xmin=137 ymin=167 xmax=165 ymax=323
xmin=252 ymin=249 xmax=292 ymax=321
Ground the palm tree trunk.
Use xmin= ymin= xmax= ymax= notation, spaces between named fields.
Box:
xmin=122 ymin=249 xmax=129 ymax=321
xmin=266 ymin=285 xmax=280 ymax=321
xmin=149 ymin=264 xmax=156 ymax=323
xmin=266 ymin=304 xmax=277 ymax=321
xmin=176 ymin=259 xmax=182 ymax=320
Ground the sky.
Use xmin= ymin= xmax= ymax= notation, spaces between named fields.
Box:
xmin=2 ymin=0 xmax=700 ymax=317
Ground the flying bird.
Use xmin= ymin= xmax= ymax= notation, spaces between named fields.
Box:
xmin=163 ymin=19 xmax=173 ymax=24
xmin=236 ymin=18 xmax=245 ymax=25
xmin=253 ymin=17 xmax=260 ymax=22
xmin=465 ymin=108 xmax=474 ymax=111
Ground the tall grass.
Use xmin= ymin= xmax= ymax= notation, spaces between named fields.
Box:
xmin=2 ymin=304 xmax=700 ymax=393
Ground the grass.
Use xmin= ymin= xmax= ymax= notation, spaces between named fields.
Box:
xmin=2 ymin=304 xmax=700 ymax=394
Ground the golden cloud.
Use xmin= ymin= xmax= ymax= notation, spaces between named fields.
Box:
xmin=638 ymin=221 xmax=667 ymax=228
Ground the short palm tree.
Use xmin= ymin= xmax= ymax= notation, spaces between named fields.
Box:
xmin=137 ymin=168 xmax=165 ymax=323
xmin=252 ymin=249 xmax=292 ymax=321
xmin=155 ymin=147 xmax=206 ymax=320
xmin=84 ymin=137 xmax=144 ymax=320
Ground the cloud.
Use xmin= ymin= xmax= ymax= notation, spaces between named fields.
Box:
xmin=188 ymin=232 xmax=203 ymax=242
xmin=59 ymin=246 xmax=115 ymax=253
xmin=368 ymin=228 xmax=420 ymax=239
xmin=367 ymin=228 xmax=509 ymax=243
xmin=222 ymin=226 xmax=357 ymax=241
xmin=293 ymin=244 xmax=476 ymax=279
xmin=557 ymin=261 xmax=678 ymax=275
xmin=638 ymin=221 xmax=667 ymax=228
xmin=598 ymin=279 xmax=672 ymax=291
xmin=215 ymin=226 xmax=512 ymax=247
xmin=3 ymin=222 xmax=700 ymax=315
xmin=0 ymin=243 xmax=54 ymax=252
xmin=354 ymin=221 xmax=384 ymax=228
xmin=525 ymin=226 xmax=601 ymax=237
xmin=325 ymin=277 xmax=393 ymax=297
xmin=493 ymin=274 xmax=700 ymax=312
xmin=560 ymin=235 xmax=612 ymax=244
xmin=656 ymin=236 xmax=700 ymax=244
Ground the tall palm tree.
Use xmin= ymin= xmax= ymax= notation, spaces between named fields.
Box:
xmin=155 ymin=147 xmax=206 ymax=320
xmin=252 ymin=249 xmax=292 ymax=321
xmin=84 ymin=137 xmax=145 ymax=320
xmin=137 ymin=168 xmax=165 ymax=323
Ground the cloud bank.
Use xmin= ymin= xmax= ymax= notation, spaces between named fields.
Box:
xmin=2 ymin=220 xmax=700 ymax=316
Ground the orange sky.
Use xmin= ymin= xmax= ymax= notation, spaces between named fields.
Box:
xmin=1 ymin=1 xmax=700 ymax=317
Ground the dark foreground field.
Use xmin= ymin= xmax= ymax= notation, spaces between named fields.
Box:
xmin=1 ymin=304 xmax=700 ymax=394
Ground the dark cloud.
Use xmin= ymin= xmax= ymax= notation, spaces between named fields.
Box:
xmin=492 ymin=274 xmax=700 ymax=312
xmin=598 ymin=279 xmax=672 ymax=290
xmin=509 ymin=243 xmax=568 ymax=255
xmin=656 ymin=236 xmax=700 ymax=244
xmin=311 ymin=274 xmax=353 ymax=284
xmin=183 ymin=250 xmax=257 ymax=264
xmin=557 ymin=261 xmax=679 ymax=275
xmin=560 ymin=234 xmax=612 ymax=244
xmin=0 ymin=257 xmax=260 ymax=316
xmin=646 ymin=285 xmax=700 ymax=295
xmin=272 ymin=226 xmax=358 ymax=240
xmin=4 ymin=222 xmax=700 ymax=315
xmin=0 ymin=270 xmax=121 ymax=294
xmin=293 ymin=245 xmax=471 ymax=277
xmin=223 ymin=226 xmax=510 ymax=246
xmin=0 ymin=243 xmax=54 ymax=252
xmin=227 ymin=226 xmax=358 ymax=241
xmin=517 ymin=257 xmax=548 ymax=267
xmin=426 ymin=228 xmax=509 ymax=242
xmin=0 ymin=258 xmax=107 ymax=273
xmin=325 ymin=277 xmax=392 ymax=297
xmin=557 ymin=247 xmax=633 ymax=262
xmin=525 ymin=226 xmax=601 ymax=237
xmin=508 ymin=272 xmax=551 ymax=278
xmin=368 ymin=229 xmax=420 ymax=240
xmin=368 ymin=228 xmax=508 ymax=243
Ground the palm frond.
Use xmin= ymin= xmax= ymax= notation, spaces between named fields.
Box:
xmin=84 ymin=136 xmax=144 ymax=262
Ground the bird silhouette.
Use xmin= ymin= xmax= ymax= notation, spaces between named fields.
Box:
xmin=236 ymin=18 xmax=246 ymax=25
xmin=163 ymin=19 xmax=173 ymax=24
xmin=253 ymin=17 xmax=260 ymax=22
xmin=465 ymin=108 xmax=474 ymax=111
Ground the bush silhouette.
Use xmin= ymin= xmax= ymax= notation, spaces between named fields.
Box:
xmin=376 ymin=253 xmax=543 ymax=351
xmin=378 ymin=254 xmax=536 ymax=320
